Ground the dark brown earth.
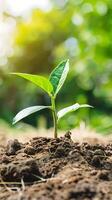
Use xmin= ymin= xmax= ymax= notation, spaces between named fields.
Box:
xmin=0 ymin=132 xmax=112 ymax=200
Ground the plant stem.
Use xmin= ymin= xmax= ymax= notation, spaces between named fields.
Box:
xmin=51 ymin=97 xmax=58 ymax=138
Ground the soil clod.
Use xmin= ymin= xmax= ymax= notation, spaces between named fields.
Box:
xmin=6 ymin=139 xmax=21 ymax=156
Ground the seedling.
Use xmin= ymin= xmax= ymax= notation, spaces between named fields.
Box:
xmin=11 ymin=60 xmax=92 ymax=138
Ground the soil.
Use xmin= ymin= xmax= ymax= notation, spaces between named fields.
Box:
xmin=0 ymin=132 xmax=112 ymax=200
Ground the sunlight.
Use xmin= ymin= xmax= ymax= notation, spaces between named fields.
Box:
xmin=6 ymin=0 xmax=51 ymax=16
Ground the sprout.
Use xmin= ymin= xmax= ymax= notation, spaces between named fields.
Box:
xmin=11 ymin=59 xmax=93 ymax=138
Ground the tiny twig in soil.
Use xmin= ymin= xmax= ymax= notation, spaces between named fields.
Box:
xmin=21 ymin=178 xmax=25 ymax=191
xmin=0 ymin=177 xmax=14 ymax=193
xmin=32 ymin=174 xmax=46 ymax=182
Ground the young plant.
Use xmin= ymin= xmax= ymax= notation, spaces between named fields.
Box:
xmin=11 ymin=60 xmax=92 ymax=138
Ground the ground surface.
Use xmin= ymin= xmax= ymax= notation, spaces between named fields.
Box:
xmin=0 ymin=132 xmax=112 ymax=200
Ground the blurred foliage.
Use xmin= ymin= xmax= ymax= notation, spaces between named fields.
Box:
xmin=0 ymin=0 xmax=112 ymax=134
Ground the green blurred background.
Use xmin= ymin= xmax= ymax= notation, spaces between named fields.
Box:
xmin=0 ymin=0 xmax=112 ymax=134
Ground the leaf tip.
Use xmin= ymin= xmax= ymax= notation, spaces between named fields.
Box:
xmin=9 ymin=72 xmax=14 ymax=75
xmin=64 ymin=58 xmax=69 ymax=65
xmin=12 ymin=120 xmax=16 ymax=125
xmin=9 ymin=72 xmax=20 ymax=76
xmin=87 ymin=105 xmax=94 ymax=108
xmin=12 ymin=116 xmax=18 ymax=125
xmin=80 ymin=104 xmax=94 ymax=109
xmin=90 ymin=105 xmax=94 ymax=108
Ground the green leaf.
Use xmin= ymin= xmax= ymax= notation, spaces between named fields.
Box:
xmin=11 ymin=73 xmax=53 ymax=96
xmin=57 ymin=103 xmax=93 ymax=120
xmin=13 ymin=105 xmax=51 ymax=124
xmin=49 ymin=59 xmax=69 ymax=96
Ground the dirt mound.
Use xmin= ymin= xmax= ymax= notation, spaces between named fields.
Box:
xmin=0 ymin=132 xmax=112 ymax=200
